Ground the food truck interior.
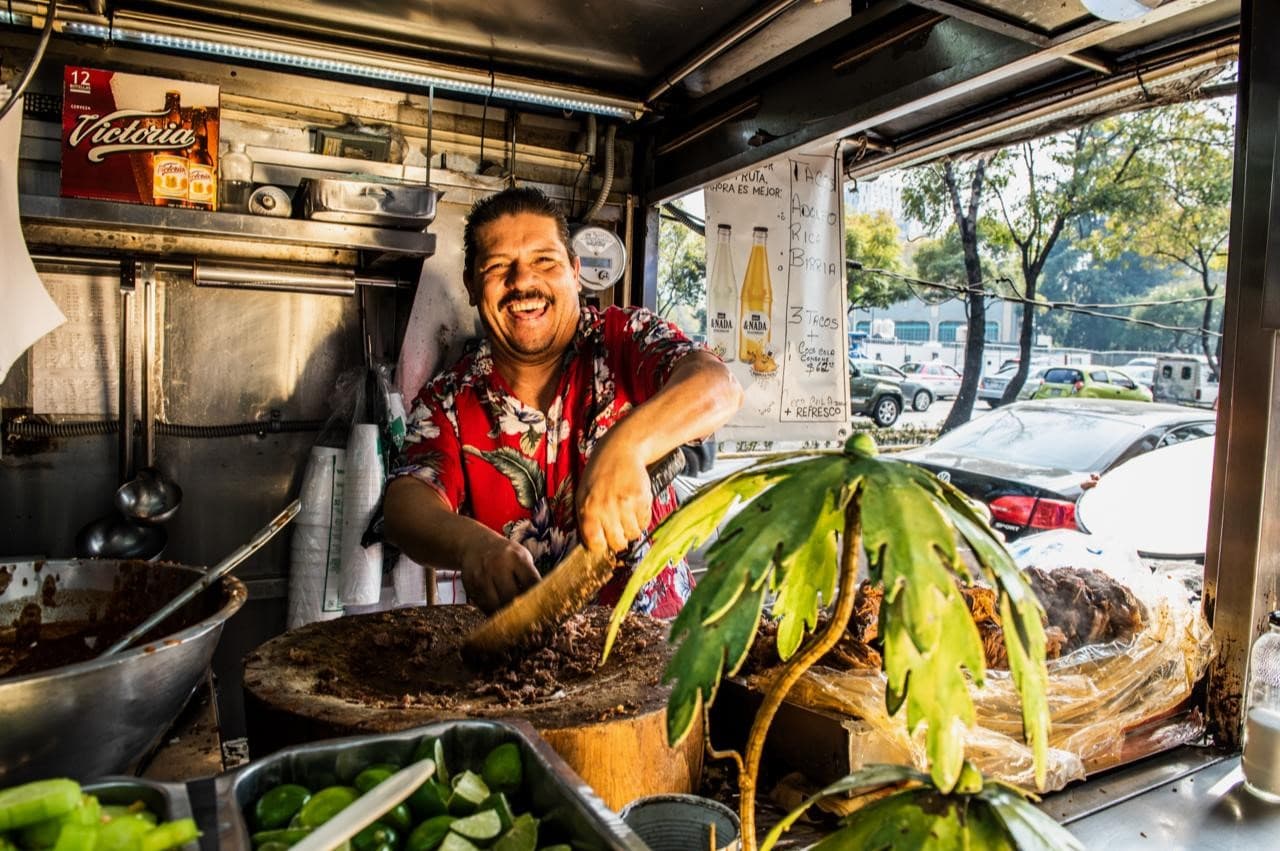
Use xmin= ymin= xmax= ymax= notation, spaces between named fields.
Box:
xmin=2 ymin=0 xmax=1279 ymax=841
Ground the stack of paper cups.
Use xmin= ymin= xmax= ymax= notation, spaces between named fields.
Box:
xmin=393 ymin=553 xmax=427 ymax=607
xmin=339 ymin=423 xmax=385 ymax=606
xmin=287 ymin=445 xmax=346 ymax=628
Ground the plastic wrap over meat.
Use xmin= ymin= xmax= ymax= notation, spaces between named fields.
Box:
xmin=743 ymin=532 xmax=1214 ymax=792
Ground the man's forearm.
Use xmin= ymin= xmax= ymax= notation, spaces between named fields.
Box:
xmin=608 ymin=351 xmax=743 ymax=464
xmin=384 ymin=477 xmax=498 ymax=567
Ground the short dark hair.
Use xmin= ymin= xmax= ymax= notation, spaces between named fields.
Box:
xmin=463 ymin=187 xmax=575 ymax=280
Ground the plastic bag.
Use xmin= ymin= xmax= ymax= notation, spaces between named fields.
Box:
xmin=744 ymin=533 xmax=1215 ymax=792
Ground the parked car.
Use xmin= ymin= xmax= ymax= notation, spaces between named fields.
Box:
xmin=1126 ymin=356 xmax=1159 ymax=368
xmin=1153 ymin=355 xmax=1219 ymax=408
xmin=899 ymin=361 xmax=963 ymax=399
xmin=851 ymin=358 xmax=934 ymax=411
xmin=1124 ymin=364 xmax=1156 ymax=395
xmin=898 ymin=399 xmax=1216 ymax=540
xmin=977 ymin=364 xmax=1051 ymax=407
xmin=849 ymin=359 xmax=904 ymax=428
xmin=1032 ymin=366 xmax=1153 ymax=402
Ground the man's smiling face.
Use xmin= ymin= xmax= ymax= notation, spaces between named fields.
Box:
xmin=467 ymin=211 xmax=582 ymax=366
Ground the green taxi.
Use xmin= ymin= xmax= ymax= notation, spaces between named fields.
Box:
xmin=1032 ymin=366 xmax=1153 ymax=402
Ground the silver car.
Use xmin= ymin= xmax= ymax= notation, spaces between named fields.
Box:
xmin=978 ymin=364 xmax=1051 ymax=407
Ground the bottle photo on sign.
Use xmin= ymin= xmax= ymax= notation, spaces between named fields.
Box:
xmin=708 ymin=223 xmax=738 ymax=361
xmin=740 ymin=226 xmax=776 ymax=375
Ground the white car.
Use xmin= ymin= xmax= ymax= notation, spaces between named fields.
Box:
xmin=899 ymin=361 xmax=963 ymax=399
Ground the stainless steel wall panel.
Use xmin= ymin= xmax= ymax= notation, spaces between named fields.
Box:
xmin=160 ymin=274 xmax=360 ymax=424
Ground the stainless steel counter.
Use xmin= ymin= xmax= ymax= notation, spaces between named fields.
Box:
xmin=1060 ymin=748 xmax=1280 ymax=849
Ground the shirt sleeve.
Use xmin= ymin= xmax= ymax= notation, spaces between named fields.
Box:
xmin=609 ymin=307 xmax=709 ymax=402
xmin=388 ymin=384 xmax=465 ymax=512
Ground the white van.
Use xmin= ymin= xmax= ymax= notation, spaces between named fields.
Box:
xmin=1153 ymin=356 xmax=1219 ymax=407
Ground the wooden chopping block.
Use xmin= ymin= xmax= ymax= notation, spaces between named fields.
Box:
xmin=242 ymin=605 xmax=701 ymax=810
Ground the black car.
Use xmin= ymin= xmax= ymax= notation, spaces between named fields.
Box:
xmin=898 ymin=399 xmax=1215 ymax=539
xmin=848 ymin=359 xmax=905 ymax=428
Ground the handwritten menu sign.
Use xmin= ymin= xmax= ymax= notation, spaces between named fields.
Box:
xmin=704 ymin=147 xmax=850 ymax=441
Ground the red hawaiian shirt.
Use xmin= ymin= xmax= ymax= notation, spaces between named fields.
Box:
xmin=391 ymin=305 xmax=705 ymax=617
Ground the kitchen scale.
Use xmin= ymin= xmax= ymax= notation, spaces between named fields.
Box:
xmin=570 ymin=225 xmax=627 ymax=291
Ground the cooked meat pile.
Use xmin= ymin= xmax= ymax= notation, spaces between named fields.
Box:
xmin=265 ymin=605 xmax=667 ymax=710
xmin=742 ymin=566 xmax=1146 ymax=675
xmin=1023 ymin=567 xmax=1147 ymax=652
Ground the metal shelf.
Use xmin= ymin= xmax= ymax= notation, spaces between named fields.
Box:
xmin=18 ymin=194 xmax=435 ymax=274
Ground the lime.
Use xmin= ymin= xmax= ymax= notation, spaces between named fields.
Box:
xmin=353 ymin=767 xmax=394 ymax=794
xmin=253 ymin=784 xmax=312 ymax=830
xmin=480 ymin=744 xmax=522 ymax=793
xmin=491 ymin=813 xmax=539 ymax=851
xmin=408 ymin=780 xmax=449 ymax=820
xmin=447 ymin=772 xmax=489 ymax=815
xmin=481 ymin=793 xmax=514 ymax=832
xmin=296 ymin=786 xmax=359 ymax=828
xmin=405 ymin=814 xmax=454 ymax=851
xmin=449 ymin=809 xmax=501 ymax=841
xmin=411 ymin=739 xmax=449 ymax=785
xmin=438 ymin=833 xmax=480 ymax=851
xmin=352 ymin=822 xmax=400 ymax=851
xmin=380 ymin=802 xmax=413 ymax=834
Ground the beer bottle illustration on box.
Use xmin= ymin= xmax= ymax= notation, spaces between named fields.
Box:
xmin=707 ymin=224 xmax=737 ymax=360
xmin=152 ymin=90 xmax=189 ymax=206
xmin=186 ymin=108 xmax=217 ymax=210
xmin=739 ymin=226 xmax=773 ymax=368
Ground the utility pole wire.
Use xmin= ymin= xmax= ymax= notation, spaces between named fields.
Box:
xmin=847 ymin=262 xmax=1223 ymax=337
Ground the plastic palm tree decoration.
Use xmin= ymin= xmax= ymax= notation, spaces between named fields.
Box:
xmin=604 ymin=434 xmax=1083 ymax=850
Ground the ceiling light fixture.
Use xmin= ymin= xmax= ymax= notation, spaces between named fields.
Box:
xmin=53 ymin=17 xmax=641 ymax=120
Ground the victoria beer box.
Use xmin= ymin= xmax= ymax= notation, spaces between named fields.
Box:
xmin=61 ymin=67 xmax=220 ymax=209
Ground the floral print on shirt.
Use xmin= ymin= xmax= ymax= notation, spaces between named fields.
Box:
xmin=391 ymin=305 xmax=707 ymax=617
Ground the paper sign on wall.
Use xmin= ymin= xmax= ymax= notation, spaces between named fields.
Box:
xmin=705 ymin=148 xmax=850 ymax=442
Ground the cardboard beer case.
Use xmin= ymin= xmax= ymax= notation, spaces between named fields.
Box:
xmin=61 ymin=66 xmax=220 ymax=210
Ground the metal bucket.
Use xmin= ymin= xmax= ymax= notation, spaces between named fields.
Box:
xmin=0 ymin=558 xmax=246 ymax=785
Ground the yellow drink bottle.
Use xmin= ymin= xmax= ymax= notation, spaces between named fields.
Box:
xmin=707 ymin=224 xmax=737 ymax=360
xmin=739 ymin=226 xmax=773 ymax=364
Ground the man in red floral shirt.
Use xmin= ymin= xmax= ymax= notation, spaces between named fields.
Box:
xmin=385 ymin=187 xmax=742 ymax=616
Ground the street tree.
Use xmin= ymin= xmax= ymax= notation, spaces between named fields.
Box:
xmin=903 ymin=157 xmax=996 ymax=433
xmin=846 ymin=210 xmax=911 ymax=308
xmin=990 ymin=117 xmax=1158 ymax=403
xmin=657 ymin=218 xmax=707 ymax=334
xmin=1099 ymin=100 xmax=1233 ymax=374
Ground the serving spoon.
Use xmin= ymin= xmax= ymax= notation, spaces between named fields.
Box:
xmin=98 ymin=498 xmax=301 ymax=657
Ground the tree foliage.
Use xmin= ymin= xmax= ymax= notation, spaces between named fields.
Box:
xmin=846 ymin=210 xmax=912 ymax=308
xmin=1096 ymin=100 xmax=1234 ymax=371
xmin=656 ymin=218 xmax=706 ymax=333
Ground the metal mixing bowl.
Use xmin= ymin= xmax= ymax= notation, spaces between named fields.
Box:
xmin=0 ymin=558 xmax=246 ymax=785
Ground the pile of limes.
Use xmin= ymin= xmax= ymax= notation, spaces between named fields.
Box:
xmin=247 ymin=739 xmax=566 ymax=851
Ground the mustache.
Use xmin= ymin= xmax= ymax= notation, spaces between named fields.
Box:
xmin=499 ymin=289 xmax=554 ymax=310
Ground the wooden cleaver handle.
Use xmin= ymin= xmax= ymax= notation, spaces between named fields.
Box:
xmin=461 ymin=448 xmax=688 ymax=665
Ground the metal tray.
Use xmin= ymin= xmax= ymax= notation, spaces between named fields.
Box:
xmin=84 ymin=777 xmax=200 ymax=851
xmin=212 ymin=718 xmax=649 ymax=850
xmin=299 ymin=177 xmax=441 ymax=228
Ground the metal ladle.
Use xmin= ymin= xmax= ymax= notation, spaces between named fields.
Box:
xmin=116 ymin=263 xmax=182 ymax=525
xmin=75 ymin=269 xmax=167 ymax=560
